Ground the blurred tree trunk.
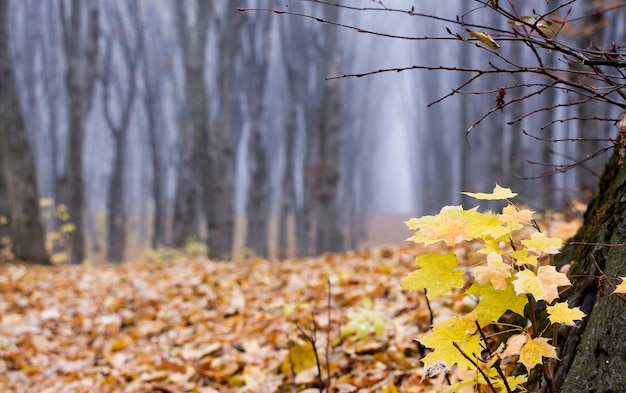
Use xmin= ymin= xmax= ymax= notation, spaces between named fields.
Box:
xmin=134 ymin=3 xmax=172 ymax=249
xmin=59 ymin=0 xmax=99 ymax=264
xmin=209 ymin=4 xmax=244 ymax=259
xmin=101 ymin=2 xmax=139 ymax=263
xmin=279 ymin=14 xmax=308 ymax=258
xmin=573 ymin=0 xmax=608 ymax=201
xmin=173 ymin=0 xmax=211 ymax=251
xmin=313 ymin=4 xmax=343 ymax=253
xmin=546 ymin=144 xmax=626 ymax=392
xmin=0 ymin=0 xmax=49 ymax=264
xmin=242 ymin=11 xmax=271 ymax=257
xmin=281 ymin=105 xmax=299 ymax=259
xmin=0 ymin=174 xmax=10 ymax=246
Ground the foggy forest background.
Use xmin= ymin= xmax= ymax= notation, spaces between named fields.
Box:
xmin=1 ymin=0 xmax=621 ymax=263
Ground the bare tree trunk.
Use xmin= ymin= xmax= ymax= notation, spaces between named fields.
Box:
xmin=101 ymin=2 xmax=139 ymax=263
xmin=172 ymin=138 xmax=197 ymax=248
xmin=281 ymin=104 xmax=298 ymax=259
xmin=311 ymin=5 xmax=343 ymax=254
xmin=279 ymin=10 xmax=317 ymax=258
xmin=106 ymin=130 xmax=128 ymax=262
xmin=144 ymin=89 xmax=167 ymax=248
xmin=60 ymin=0 xmax=99 ymax=264
xmin=208 ymin=4 xmax=244 ymax=259
xmin=243 ymin=12 xmax=271 ymax=257
xmin=0 ymin=0 xmax=49 ymax=264
xmin=173 ymin=0 xmax=211 ymax=251
xmin=135 ymin=4 xmax=170 ymax=249
xmin=0 ymin=173 xmax=10 ymax=244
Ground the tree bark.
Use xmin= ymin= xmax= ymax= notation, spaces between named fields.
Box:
xmin=0 ymin=0 xmax=49 ymax=264
xmin=173 ymin=0 xmax=211 ymax=251
xmin=279 ymin=14 xmax=308 ymax=258
xmin=60 ymin=0 xmax=99 ymax=264
xmin=133 ymin=3 xmax=169 ymax=249
xmin=311 ymin=4 xmax=343 ymax=254
xmin=243 ymin=11 xmax=271 ymax=257
xmin=546 ymin=144 xmax=626 ymax=392
xmin=145 ymin=89 xmax=167 ymax=249
xmin=101 ymin=3 xmax=140 ymax=263
xmin=208 ymin=4 xmax=244 ymax=259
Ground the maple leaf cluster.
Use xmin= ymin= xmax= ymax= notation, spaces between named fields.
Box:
xmin=402 ymin=184 xmax=590 ymax=392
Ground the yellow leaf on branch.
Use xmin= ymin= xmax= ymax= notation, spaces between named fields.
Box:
xmin=537 ymin=265 xmax=571 ymax=303
xmin=497 ymin=204 xmax=534 ymax=231
xmin=510 ymin=248 xmax=539 ymax=267
xmin=400 ymin=252 xmax=465 ymax=298
xmin=405 ymin=206 xmax=472 ymax=246
xmin=418 ymin=312 xmax=482 ymax=371
xmin=468 ymin=31 xmax=501 ymax=49
xmin=547 ymin=302 xmax=586 ymax=326
xmin=512 ymin=269 xmax=545 ymax=300
xmin=612 ymin=277 xmax=626 ymax=294
xmin=467 ymin=278 xmax=527 ymax=326
xmin=462 ymin=183 xmax=515 ymax=200
xmin=521 ymin=232 xmax=562 ymax=254
xmin=473 ymin=252 xmax=512 ymax=290
xmin=518 ymin=336 xmax=558 ymax=371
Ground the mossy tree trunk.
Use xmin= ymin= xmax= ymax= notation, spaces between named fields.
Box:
xmin=546 ymin=146 xmax=626 ymax=392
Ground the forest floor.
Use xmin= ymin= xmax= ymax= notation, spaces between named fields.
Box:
xmin=0 ymin=215 xmax=581 ymax=393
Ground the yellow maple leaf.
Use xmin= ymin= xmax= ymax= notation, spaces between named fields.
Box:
xmin=419 ymin=313 xmax=482 ymax=370
xmin=518 ymin=337 xmax=558 ymax=371
xmin=467 ymin=278 xmax=527 ymax=326
xmin=510 ymin=248 xmax=539 ymax=267
xmin=497 ymin=205 xmax=534 ymax=231
xmin=462 ymin=209 xmax=510 ymax=241
xmin=406 ymin=206 xmax=473 ymax=246
xmin=282 ymin=342 xmax=316 ymax=374
xmin=521 ymin=232 xmax=562 ymax=254
xmin=512 ymin=269 xmax=545 ymax=300
xmin=462 ymin=184 xmax=517 ymax=200
xmin=546 ymin=302 xmax=586 ymax=326
xmin=473 ymin=252 xmax=512 ymax=290
xmin=513 ymin=266 xmax=570 ymax=303
xmin=477 ymin=238 xmax=502 ymax=255
xmin=537 ymin=265 xmax=571 ymax=303
xmin=500 ymin=334 xmax=528 ymax=358
xmin=612 ymin=277 xmax=626 ymax=294
xmin=401 ymin=252 xmax=465 ymax=298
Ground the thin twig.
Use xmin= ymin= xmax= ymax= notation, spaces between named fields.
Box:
xmin=475 ymin=321 xmax=513 ymax=393
xmin=452 ymin=342 xmax=498 ymax=393
xmin=296 ymin=316 xmax=324 ymax=393
xmin=326 ymin=279 xmax=331 ymax=390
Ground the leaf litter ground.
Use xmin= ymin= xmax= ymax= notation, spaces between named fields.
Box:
xmin=0 ymin=218 xmax=580 ymax=393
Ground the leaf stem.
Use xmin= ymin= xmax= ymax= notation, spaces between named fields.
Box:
xmin=526 ymin=294 xmax=538 ymax=337
xmin=424 ymin=288 xmax=434 ymax=326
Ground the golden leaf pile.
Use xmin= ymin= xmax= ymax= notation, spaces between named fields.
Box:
xmin=0 ymin=245 xmax=454 ymax=393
